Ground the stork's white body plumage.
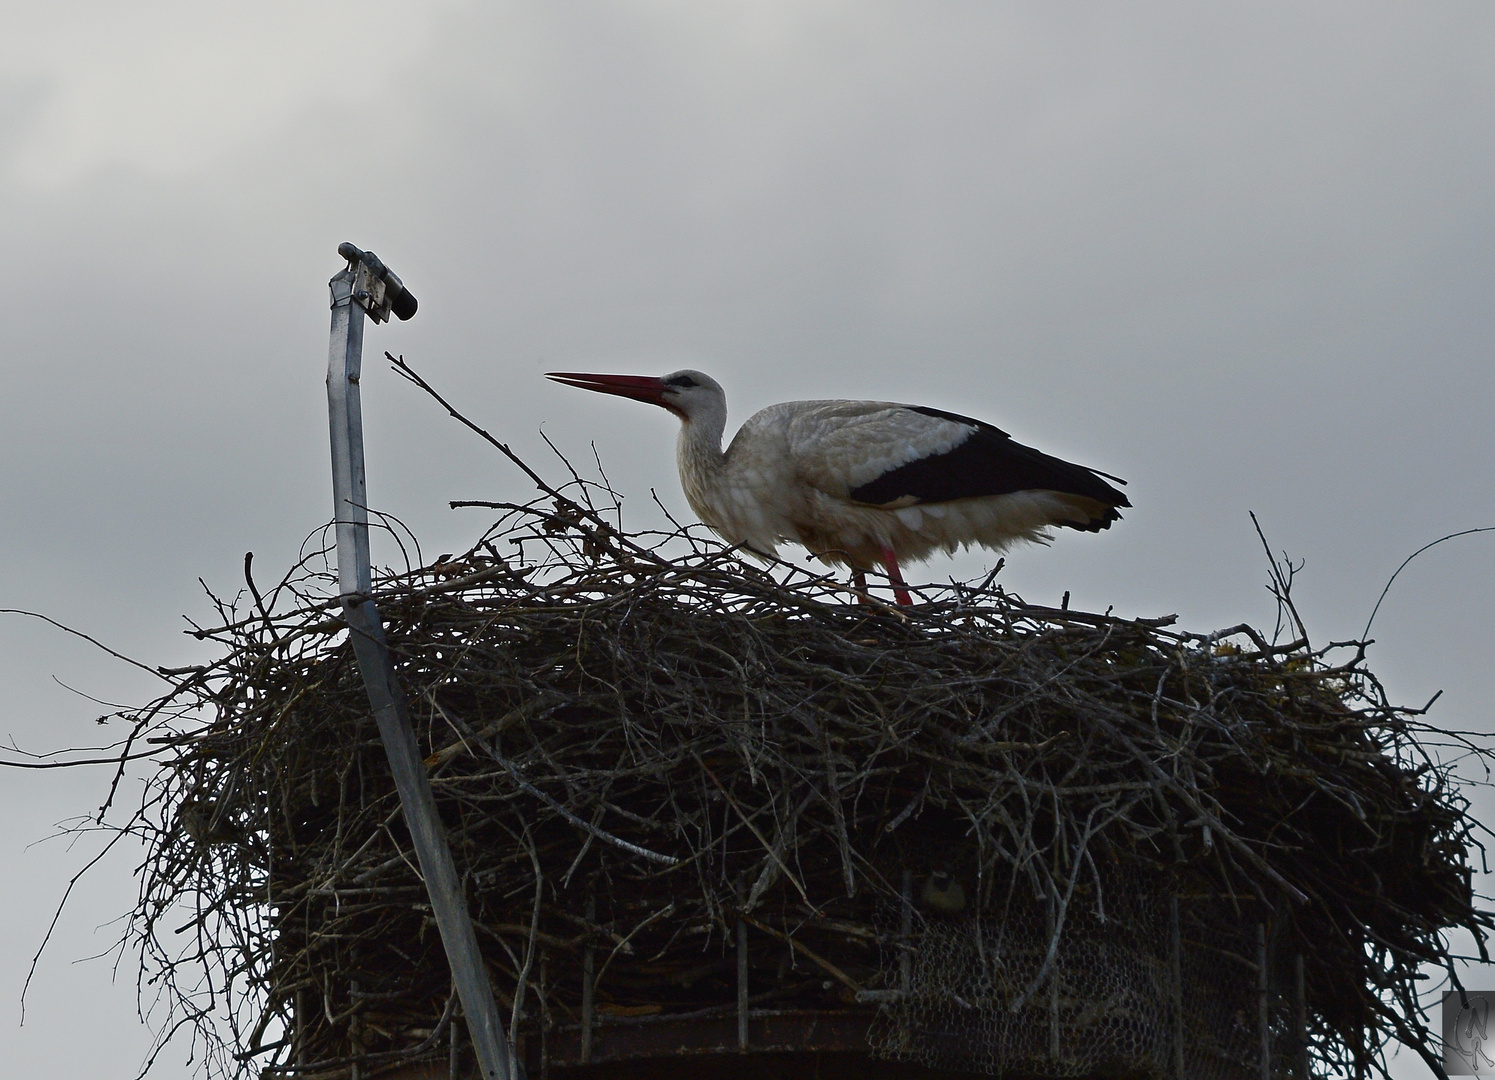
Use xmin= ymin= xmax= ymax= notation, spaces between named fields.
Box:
xmin=676 ymin=398 xmax=1104 ymax=568
xmin=547 ymin=369 xmax=1129 ymax=603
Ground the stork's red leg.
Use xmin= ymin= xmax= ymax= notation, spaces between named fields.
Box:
xmin=879 ymin=546 xmax=914 ymax=605
xmin=851 ymin=568 xmax=871 ymax=604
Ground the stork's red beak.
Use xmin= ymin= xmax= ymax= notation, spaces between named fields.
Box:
xmin=546 ymin=372 xmax=667 ymax=407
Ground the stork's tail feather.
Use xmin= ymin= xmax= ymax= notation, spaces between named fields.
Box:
xmin=1050 ymin=493 xmax=1127 ymax=533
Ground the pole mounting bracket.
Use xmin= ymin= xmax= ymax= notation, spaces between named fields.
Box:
xmin=336 ymin=241 xmax=419 ymax=323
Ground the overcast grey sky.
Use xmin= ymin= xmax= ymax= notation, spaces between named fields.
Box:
xmin=2 ymin=4 xmax=1492 ymax=1077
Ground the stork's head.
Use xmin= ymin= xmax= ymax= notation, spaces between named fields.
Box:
xmin=546 ymin=369 xmax=725 ymax=425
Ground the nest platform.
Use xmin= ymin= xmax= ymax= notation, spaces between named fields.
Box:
xmin=123 ymin=489 xmax=1488 ymax=1080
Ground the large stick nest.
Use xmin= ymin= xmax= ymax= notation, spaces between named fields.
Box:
xmin=116 ymin=372 xmax=1488 ymax=1080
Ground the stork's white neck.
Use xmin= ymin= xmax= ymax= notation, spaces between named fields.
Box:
xmin=674 ymin=399 xmax=729 ymax=524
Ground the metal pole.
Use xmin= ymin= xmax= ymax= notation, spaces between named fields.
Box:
xmin=1170 ymin=895 xmax=1185 ymax=1080
xmin=899 ymin=868 xmax=913 ymax=996
xmin=1257 ymin=923 xmax=1270 ymax=1080
xmin=580 ymin=890 xmax=595 ymax=1064
xmin=327 ymin=245 xmax=516 ymax=1080
xmin=1294 ymin=953 xmax=1308 ymax=1079
xmin=736 ymin=916 xmax=750 ymax=1050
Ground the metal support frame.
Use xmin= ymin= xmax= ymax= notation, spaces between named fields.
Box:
xmin=1169 ymin=895 xmax=1185 ymax=1080
xmin=327 ymin=243 xmax=516 ymax=1080
xmin=580 ymin=890 xmax=596 ymax=1064
xmin=1257 ymin=922 xmax=1271 ymax=1080
xmin=1294 ymin=952 xmax=1309 ymax=1079
xmin=898 ymin=868 xmax=913 ymax=997
xmin=737 ymin=916 xmax=750 ymax=1050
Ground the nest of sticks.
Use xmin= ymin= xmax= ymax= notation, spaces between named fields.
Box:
xmin=113 ymin=369 xmax=1488 ymax=1080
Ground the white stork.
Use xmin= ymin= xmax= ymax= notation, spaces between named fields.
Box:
xmin=545 ymin=370 xmax=1129 ymax=604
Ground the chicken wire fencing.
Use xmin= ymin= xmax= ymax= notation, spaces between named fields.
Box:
xmin=870 ymin=881 xmax=1308 ymax=1080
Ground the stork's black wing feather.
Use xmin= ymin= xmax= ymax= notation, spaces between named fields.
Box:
xmin=849 ymin=406 xmax=1130 ymax=523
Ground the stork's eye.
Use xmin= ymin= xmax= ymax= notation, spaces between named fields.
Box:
xmin=664 ymin=375 xmax=698 ymax=389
